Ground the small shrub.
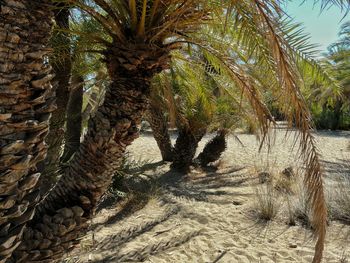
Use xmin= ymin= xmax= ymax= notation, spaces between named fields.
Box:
xmin=327 ymin=175 xmax=350 ymax=223
xmin=287 ymin=177 xmax=313 ymax=228
xmin=274 ymin=171 xmax=296 ymax=195
xmin=256 ymin=165 xmax=296 ymax=194
xmin=253 ymin=183 xmax=280 ymax=221
xmin=251 ymin=159 xmax=309 ymax=224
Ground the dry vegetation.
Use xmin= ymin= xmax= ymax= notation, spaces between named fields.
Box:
xmin=251 ymin=159 xmax=350 ymax=231
xmin=327 ymin=176 xmax=350 ymax=223
xmin=251 ymin=163 xmax=315 ymax=228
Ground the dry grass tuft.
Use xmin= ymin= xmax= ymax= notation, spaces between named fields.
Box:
xmin=253 ymin=158 xmax=296 ymax=193
xmin=250 ymin=161 xmax=317 ymax=227
xmin=274 ymin=167 xmax=296 ymax=195
xmin=287 ymin=178 xmax=313 ymax=228
xmin=327 ymin=175 xmax=350 ymax=224
xmin=253 ymin=183 xmax=280 ymax=221
xmin=252 ymin=160 xmax=282 ymax=221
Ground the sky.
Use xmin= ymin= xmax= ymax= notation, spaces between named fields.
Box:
xmin=284 ymin=1 xmax=349 ymax=54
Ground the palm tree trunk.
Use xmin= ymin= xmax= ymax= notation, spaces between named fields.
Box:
xmin=171 ymin=127 xmax=206 ymax=172
xmin=146 ymin=104 xmax=174 ymax=161
xmin=38 ymin=5 xmax=71 ymax=196
xmin=60 ymin=75 xmax=84 ymax=163
xmin=12 ymin=44 xmax=170 ymax=263
xmin=195 ymin=129 xmax=227 ymax=167
xmin=0 ymin=1 xmax=54 ymax=262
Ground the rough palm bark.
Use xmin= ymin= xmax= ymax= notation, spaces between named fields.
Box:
xmin=0 ymin=1 xmax=54 ymax=262
xmin=146 ymin=104 xmax=173 ymax=162
xmin=195 ymin=129 xmax=228 ymax=167
xmin=60 ymin=75 xmax=84 ymax=163
xmin=12 ymin=44 xmax=170 ymax=263
xmin=38 ymin=5 xmax=71 ymax=196
xmin=171 ymin=127 xmax=206 ymax=172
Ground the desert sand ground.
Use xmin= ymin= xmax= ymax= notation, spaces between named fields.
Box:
xmin=63 ymin=126 xmax=350 ymax=263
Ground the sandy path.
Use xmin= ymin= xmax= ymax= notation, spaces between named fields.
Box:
xmin=64 ymin=128 xmax=350 ymax=263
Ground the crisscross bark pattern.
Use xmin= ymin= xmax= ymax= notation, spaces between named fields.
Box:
xmin=0 ymin=1 xmax=54 ymax=262
xmin=12 ymin=43 xmax=170 ymax=262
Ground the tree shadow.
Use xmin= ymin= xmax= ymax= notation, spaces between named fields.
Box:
xmin=96 ymin=205 xmax=181 ymax=251
xmin=92 ymin=187 xmax=160 ymax=232
xmin=70 ymin=163 xmax=250 ymax=262
xmin=315 ymin=130 xmax=350 ymax=139
xmin=125 ymin=160 xmax=166 ymax=176
xmin=100 ymin=163 xmax=250 ymax=215
xmin=90 ymin=230 xmax=202 ymax=262
xmin=75 ymin=198 xmax=203 ymax=263
xmin=155 ymin=165 xmax=251 ymax=205
xmin=322 ymin=159 xmax=350 ymax=178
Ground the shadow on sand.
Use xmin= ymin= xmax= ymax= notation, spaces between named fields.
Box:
xmin=67 ymin=162 xmax=250 ymax=262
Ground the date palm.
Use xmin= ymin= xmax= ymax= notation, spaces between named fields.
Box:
xmin=195 ymin=129 xmax=228 ymax=167
xmin=11 ymin=2 xmax=210 ymax=262
xmin=0 ymin=1 xmax=54 ymax=262
xmin=60 ymin=19 xmax=109 ymax=163
xmin=38 ymin=4 xmax=72 ymax=196
xmin=152 ymin=52 xmax=238 ymax=171
xmin=2 ymin=1 xmax=350 ymax=263
xmin=169 ymin=55 xmax=215 ymax=171
xmin=161 ymin=49 xmax=269 ymax=170
xmin=147 ymin=76 xmax=175 ymax=162
xmin=306 ymin=21 xmax=350 ymax=129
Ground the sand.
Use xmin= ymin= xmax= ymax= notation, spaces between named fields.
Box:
xmin=63 ymin=126 xmax=350 ymax=263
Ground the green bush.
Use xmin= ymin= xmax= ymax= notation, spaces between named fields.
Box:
xmin=311 ymin=103 xmax=350 ymax=130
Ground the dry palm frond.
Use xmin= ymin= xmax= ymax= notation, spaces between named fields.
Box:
xmin=251 ymin=2 xmax=326 ymax=262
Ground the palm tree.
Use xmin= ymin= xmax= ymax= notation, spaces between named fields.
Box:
xmin=12 ymin=2 xmax=204 ymax=261
xmin=167 ymin=55 xmax=215 ymax=171
xmin=147 ymin=103 xmax=174 ymax=162
xmin=61 ymin=19 xmax=109 ymax=162
xmin=153 ymin=52 xmax=234 ymax=171
xmin=306 ymin=21 xmax=350 ymax=129
xmin=146 ymin=78 xmax=175 ymax=162
xmin=38 ymin=3 xmax=72 ymax=196
xmin=60 ymin=73 xmax=84 ymax=162
xmin=195 ymin=129 xmax=228 ymax=167
xmin=17 ymin=3 xmax=323 ymax=262
xmin=0 ymin=1 xmax=54 ymax=261
xmin=2 ymin=1 xmax=350 ymax=262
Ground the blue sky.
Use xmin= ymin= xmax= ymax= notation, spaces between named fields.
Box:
xmin=284 ymin=1 xmax=349 ymax=54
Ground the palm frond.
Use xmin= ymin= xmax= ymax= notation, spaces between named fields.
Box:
xmin=251 ymin=2 xmax=326 ymax=262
